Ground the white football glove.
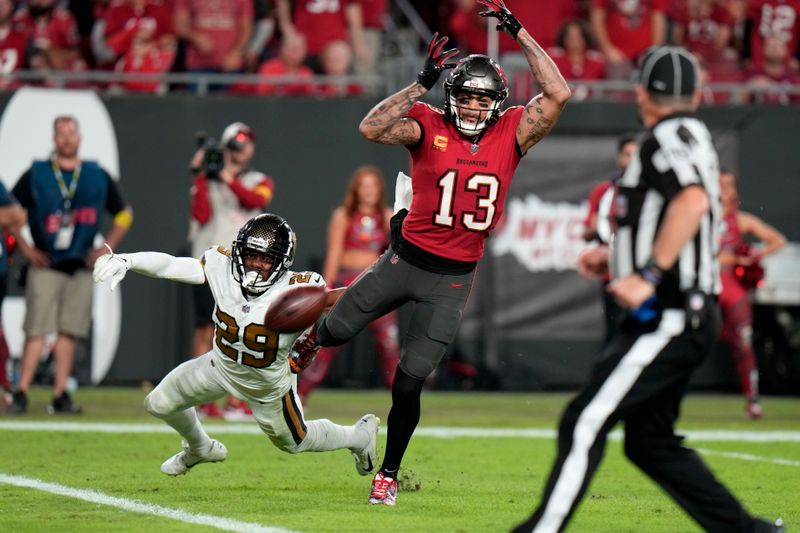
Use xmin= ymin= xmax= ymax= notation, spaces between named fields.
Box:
xmin=393 ymin=171 xmax=413 ymax=214
xmin=93 ymin=243 xmax=132 ymax=291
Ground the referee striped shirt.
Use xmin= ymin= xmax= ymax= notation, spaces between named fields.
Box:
xmin=611 ymin=113 xmax=721 ymax=308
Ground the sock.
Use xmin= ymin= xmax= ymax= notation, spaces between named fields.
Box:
xmin=158 ymin=409 xmax=212 ymax=453
xmin=381 ymin=367 xmax=424 ymax=473
xmin=296 ymin=418 xmax=367 ymax=452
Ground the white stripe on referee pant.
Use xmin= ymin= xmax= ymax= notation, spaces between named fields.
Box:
xmin=532 ymin=309 xmax=686 ymax=533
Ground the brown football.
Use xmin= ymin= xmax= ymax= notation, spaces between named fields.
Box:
xmin=264 ymin=285 xmax=327 ymax=333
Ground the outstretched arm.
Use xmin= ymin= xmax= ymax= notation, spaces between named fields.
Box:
xmin=359 ymin=33 xmax=459 ymax=145
xmin=94 ymin=246 xmax=206 ymax=290
xmin=479 ymin=0 xmax=571 ymax=154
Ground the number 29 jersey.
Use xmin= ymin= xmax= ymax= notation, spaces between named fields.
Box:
xmin=402 ymin=102 xmax=525 ymax=262
xmin=202 ymin=246 xmax=325 ymax=402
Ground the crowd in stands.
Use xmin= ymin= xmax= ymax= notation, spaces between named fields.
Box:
xmin=0 ymin=0 xmax=796 ymax=102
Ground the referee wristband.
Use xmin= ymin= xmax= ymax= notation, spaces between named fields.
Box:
xmin=638 ymin=257 xmax=664 ymax=286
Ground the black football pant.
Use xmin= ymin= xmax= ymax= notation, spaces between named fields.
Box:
xmin=317 ymin=247 xmax=474 ymax=472
xmin=514 ymin=308 xmax=758 ymax=533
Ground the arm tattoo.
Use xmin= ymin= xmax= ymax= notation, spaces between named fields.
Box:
xmin=517 ymin=30 xmax=569 ymax=100
xmin=361 ymin=83 xmax=425 ymax=143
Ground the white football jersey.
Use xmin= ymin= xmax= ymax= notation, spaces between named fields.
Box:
xmin=202 ymin=246 xmax=325 ymax=402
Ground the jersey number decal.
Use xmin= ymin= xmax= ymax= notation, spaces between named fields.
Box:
xmin=214 ymin=308 xmax=279 ymax=368
xmin=434 ymin=170 xmax=500 ymax=232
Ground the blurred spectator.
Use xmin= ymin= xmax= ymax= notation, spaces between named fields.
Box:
xmin=746 ymin=36 xmax=800 ymax=103
xmin=547 ymin=19 xmax=606 ymax=100
xmin=671 ymin=0 xmax=737 ymax=70
xmin=275 ymin=0 xmax=368 ymax=71
xmin=448 ymin=0 xmax=491 ymax=54
xmin=9 ymin=115 xmax=133 ymax=415
xmin=448 ymin=0 xmax=577 ymax=54
xmin=0 ymin=0 xmax=28 ymax=90
xmin=297 ymin=166 xmax=399 ymax=403
xmin=590 ymin=0 xmax=668 ymax=78
xmin=245 ymin=0 xmax=275 ymax=71
xmin=14 ymin=0 xmax=83 ymax=70
xmin=746 ymin=0 xmax=800 ymax=71
xmin=188 ymin=122 xmax=275 ymax=419
xmin=718 ymin=170 xmax=786 ymax=419
xmin=253 ymin=33 xmax=314 ymax=95
xmin=95 ymin=0 xmax=175 ymax=92
xmin=355 ymin=0 xmax=386 ymax=73
xmin=317 ymin=39 xmax=363 ymax=96
xmin=579 ymin=134 xmax=637 ymax=345
xmin=173 ymin=0 xmax=253 ymax=87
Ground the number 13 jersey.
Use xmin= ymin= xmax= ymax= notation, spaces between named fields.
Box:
xmin=402 ymin=102 xmax=525 ymax=262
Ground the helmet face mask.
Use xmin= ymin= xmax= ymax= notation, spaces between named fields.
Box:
xmin=444 ymin=55 xmax=509 ymax=137
xmin=232 ymin=214 xmax=295 ymax=295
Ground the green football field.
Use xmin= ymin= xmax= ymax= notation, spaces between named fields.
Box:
xmin=1 ymin=387 xmax=798 ymax=532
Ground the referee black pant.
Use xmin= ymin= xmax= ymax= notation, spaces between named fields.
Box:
xmin=515 ymin=308 xmax=759 ymax=533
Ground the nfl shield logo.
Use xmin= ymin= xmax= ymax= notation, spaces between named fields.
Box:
xmin=470 ymin=143 xmax=479 ymax=155
xmin=242 ymin=304 xmax=250 ymax=313
xmin=390 ymin=254 xmax=399 ymax=264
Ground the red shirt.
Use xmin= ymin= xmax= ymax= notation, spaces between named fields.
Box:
xmin=358 ymin=0 xmax=387 ymax=29
xmin=448 ymin=0 xmax=577 ymax=54
xmin=548 ymin=48 xmax=607 ymax=80
xmin=748 ymin=0 xmax=800 ymax=68
xmin=402 ymin=102 xmax=525 ymax=262
xmin=746 ymin=66 xmax=800 ymax=103
xmin=0 ymin=25 xmax=28 ymax=74
xmin=592 ymin=0 xmax=668 ymax=60
xmin=293 ymin=0 xmax=355 ymax=56
xmin=174 ymin=0 xmax=253 ymax=70
xmin=104 ymin=1 xmax=173 ymax=56
xmin=254 ymin=59 xmax=315 ymax=95
xmin=672 ymin=2 xmax=733 ymax=62
xmin=583 ymin=180 xmax=614 ymax=228
xmin=117 ymin=46 xmax=176 ymax=92
xmin=14 ymin=7 xmax=79 ymax=51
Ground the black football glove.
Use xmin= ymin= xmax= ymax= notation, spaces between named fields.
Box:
xmin=478 ymin=0 xmax=523 ymax=40
xmin=417 ymin=32 xmax=460 ymax=90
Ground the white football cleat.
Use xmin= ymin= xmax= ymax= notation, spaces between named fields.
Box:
xmin=351 ymin=414 xmax=379 ymax=476
xmin=160 ymin=439 xmax=227 ymax=476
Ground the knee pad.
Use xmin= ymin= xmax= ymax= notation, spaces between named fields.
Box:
xmin=143 ymin=389 xmax=173 ymax=418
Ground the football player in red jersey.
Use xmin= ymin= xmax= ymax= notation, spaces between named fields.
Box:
xmin=289 ymin=0 xmax=571 ymax=506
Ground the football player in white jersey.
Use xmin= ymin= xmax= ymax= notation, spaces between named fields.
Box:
xmin=93 ymin=213 xmax=379 ymax=477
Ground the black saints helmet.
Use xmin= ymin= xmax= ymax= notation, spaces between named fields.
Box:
xmin=231 ymin=214 xmax=295 ymax=294
xmin=443 ymin=54 xmax=509 ymax=137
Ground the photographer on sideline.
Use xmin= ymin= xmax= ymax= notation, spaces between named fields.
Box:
xmin=188 ymin=121 xmax=275 ymax=419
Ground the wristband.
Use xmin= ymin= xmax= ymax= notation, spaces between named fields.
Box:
xmin=638 ymin=257 xmax=664 ymax=286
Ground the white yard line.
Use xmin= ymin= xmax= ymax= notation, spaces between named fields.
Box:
xmin=0 ymin=473 xmax=297 ymax=533
xmin=697 ymin=448 xmax=800 ymax=468
xmin=1 ymin=421 xmax=800 ymax=443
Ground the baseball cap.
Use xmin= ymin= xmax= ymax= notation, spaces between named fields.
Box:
xmin=638 ymin=46 xmax=699 ymax=97
xmin=221 ymin=122 xmax=256 ymax=148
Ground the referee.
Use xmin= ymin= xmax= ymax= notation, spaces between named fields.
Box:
xmin=513 ymin=46 xmax=783 ymax=533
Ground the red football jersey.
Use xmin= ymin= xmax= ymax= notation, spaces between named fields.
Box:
xmin=402 ymin=102 xmax=525 ymax=262
xmin=0 ymin=26 xmax=27 ymax=74
xmin=748 ymin=0 xmax=800 ymax=68
xmin=293 ymin=0 xmax=355 ymax=55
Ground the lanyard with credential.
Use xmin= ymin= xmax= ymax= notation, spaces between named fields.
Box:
xmin=52 ymin=158 xmax=81 ymax=225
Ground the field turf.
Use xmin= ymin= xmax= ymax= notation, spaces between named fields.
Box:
xmin=1 ymin=387 xmax=798 ymax=532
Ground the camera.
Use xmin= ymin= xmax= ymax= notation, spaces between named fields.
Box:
xmin=195 ymin=131 xmax=225 ymax=180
